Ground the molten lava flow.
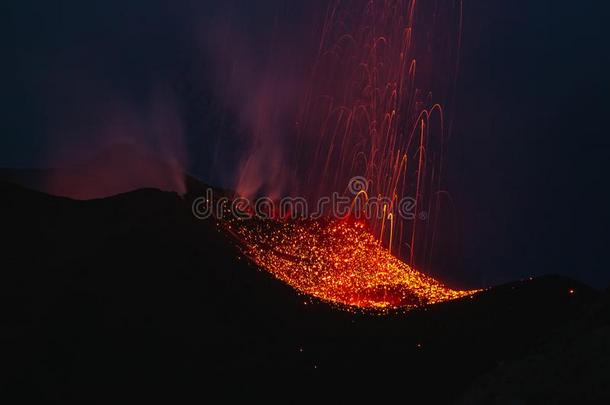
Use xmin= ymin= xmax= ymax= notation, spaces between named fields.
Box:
xmin=226 ymin=218 xmax=478 ymax=311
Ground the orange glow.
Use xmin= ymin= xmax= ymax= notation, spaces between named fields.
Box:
xmin=226 ymin=218 xmax=479 ymax=312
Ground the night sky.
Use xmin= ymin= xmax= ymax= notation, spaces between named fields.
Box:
xmin=2 ymin=0 xmax=609 ymax=288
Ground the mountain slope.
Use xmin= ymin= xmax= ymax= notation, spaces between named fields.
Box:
xmin=0 ymin=181 xmax=606 ymax=403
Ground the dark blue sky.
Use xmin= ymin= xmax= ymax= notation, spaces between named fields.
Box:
xmin=2 ymin=0 xmax=609 ymax=287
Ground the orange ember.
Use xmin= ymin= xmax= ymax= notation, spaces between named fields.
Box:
xmin=226 ymin=219 xmax=479 ymax=311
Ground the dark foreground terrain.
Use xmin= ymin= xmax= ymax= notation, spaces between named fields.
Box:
xmin=1 ymin=180 xmax=609 ymax=404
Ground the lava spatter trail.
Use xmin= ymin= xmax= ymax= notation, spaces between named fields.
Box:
xmin=225 ymin=218 xmax=479 ymax=312
xmin=220 ymin=0 xmax=476 ymax=311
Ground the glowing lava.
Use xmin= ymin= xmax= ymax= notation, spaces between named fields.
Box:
xmin=226 ymin=218 xmax=478 ymax=311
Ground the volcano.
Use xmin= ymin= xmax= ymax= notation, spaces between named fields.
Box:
xmin=1 ymin=176 xmax=609 ymax=403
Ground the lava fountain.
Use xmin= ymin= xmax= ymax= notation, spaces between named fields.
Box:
xmin=219 ymin=0 xmax=479 ymax=311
